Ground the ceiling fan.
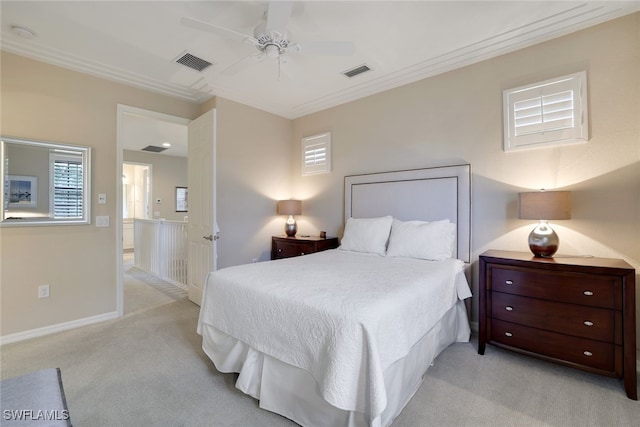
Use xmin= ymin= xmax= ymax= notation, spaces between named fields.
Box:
xmin=181 ymin=1 xmax=355 ymax=76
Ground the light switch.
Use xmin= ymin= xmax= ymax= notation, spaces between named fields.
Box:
xmin=98 ymin=193 xmax=107 ymax=204
xmin=96 ymin=216 xmax=110 ymax=227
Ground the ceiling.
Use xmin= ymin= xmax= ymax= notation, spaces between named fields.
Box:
xmin=120 ymin=111 xmax=189 ymax=158
xmin=2 ymin=1 xmax=639 ymax=156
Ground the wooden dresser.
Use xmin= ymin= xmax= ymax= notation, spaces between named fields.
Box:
xmin=271 ymin=236 xmax=339 ymax=260
xmin=478 ymin=250 xmax=637 ymax=400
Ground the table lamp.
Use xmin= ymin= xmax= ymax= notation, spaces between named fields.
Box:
xmin=277 ymin=200 xmax=302 ymax=237
xmin=519 ymin=190 xmax=571 ymax=257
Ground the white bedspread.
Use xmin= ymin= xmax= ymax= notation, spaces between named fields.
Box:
xmin=197 ymin=249 xmax=470 ymax=418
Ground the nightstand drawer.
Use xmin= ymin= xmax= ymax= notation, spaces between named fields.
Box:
xmin=274 ymin=241 xmax=315 ymax=258
xmin=271 ymin=236 xmax=339 ymax=260
xmin=490 ymin=266 xmax=617 ymax=309
xmin=491 ymin=319 xmax=616 ymax=372
xmin=490 ymin=292 xmax=615 ymax=342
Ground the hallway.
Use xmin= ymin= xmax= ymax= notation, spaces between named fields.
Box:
xmin=123 ymin=252 xmax=187 ymax=315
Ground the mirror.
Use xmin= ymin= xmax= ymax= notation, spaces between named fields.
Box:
xmin=1 ymin=136 xmax=91 ymax=226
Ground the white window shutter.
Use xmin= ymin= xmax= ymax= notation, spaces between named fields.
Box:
xmin=504 ymin=71 xmax=588 ymax=151
xmin=50 ymin=152 xmax=84 ymax=218
xmin=302 ymin=132 xmax=331 ymax=176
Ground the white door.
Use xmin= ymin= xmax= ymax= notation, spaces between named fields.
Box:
xmin=187 ymin=109 xmax=217 ymax=305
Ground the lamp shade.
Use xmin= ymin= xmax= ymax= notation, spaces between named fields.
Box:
xmin=277 ymin=200 xmax=302 ymax=216
xmin=519 ymin=191 xmax=571 ymax=220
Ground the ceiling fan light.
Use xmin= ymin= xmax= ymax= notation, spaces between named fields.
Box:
xmin=265 ymin=44 xmax=280 ymax=58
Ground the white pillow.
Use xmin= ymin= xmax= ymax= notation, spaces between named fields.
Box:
xmin=339 ymin=216 xmax=393 ymax=255
xmin=386 ymin=218 xmax=456 ymax=261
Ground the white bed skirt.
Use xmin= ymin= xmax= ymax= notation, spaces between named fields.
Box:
xmin=200 ymin=300 xmax=470 ymax=427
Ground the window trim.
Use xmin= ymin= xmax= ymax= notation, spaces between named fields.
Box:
xmin=503 ymin=71 xmax=588 ymax=152
xmin=49 ymin=151 xmax=85 ymax=219
xmin=302 ymin=132 xmax=331 ymax=176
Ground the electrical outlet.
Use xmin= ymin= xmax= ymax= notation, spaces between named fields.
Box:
xmin=38 ymin=284 xmax=50 ymax=299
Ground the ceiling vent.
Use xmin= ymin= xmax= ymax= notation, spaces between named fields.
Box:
xmin=343 ymin=64 xmax=371 ymax=78
xmin=141 ymin=145 xmax=168 ymax=153
xmin=175 ymin=52 xmax=212 ymax=72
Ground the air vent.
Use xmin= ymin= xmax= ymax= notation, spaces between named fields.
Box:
xmin=142 ymin=145 xmax=168 ymax=153
xmin=175 ymin=52 xmax=212 ymax=72
xmin=343 ymin=64 xmax=371 ymax=78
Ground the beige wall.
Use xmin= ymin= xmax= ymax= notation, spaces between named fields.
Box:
xmin=123 ymin=150 xmax=188 ymax=221
xmin=1 ymin=14 xmax=638 ymax=345
xmin=0 ymin=52 xmax=201 ymax=336
xmin=214 ymin=97 xmax=293 ymax=267
xmin=291 ymin=14 xmax=640 ymax=338
xmin=0 ymin=53 xmax=293 ymax=338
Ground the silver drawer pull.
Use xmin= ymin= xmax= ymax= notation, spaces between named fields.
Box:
xmin=300 ymin=252 xmax=305 ymax=255
xmin=504 ymin=332 xmax=513 ymax=337
xmin=505 ymin=306 xmax=514 ymax=311
xmin=583 ymin=351 xmax=593 ymax=357
xmin=584 ymin=320 xmax=594 ymax=327
xmin=505 ymin=280 xmax=513 ymax=285
xmin=583 ymin=290 xmax=594 ymax=296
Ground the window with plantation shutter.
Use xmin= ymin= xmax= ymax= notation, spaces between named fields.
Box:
xmin=503 ymin=71 xmax=588 ymax=151
xmin=302 ymin=132 xmax=331 ymax=176
xmin=50 ymin=152 xmax=84 ymax=218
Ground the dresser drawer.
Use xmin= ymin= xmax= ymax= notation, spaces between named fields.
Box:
xmin=490 ymin=266 xmax=617 ymax=309
xmin=491 ymin=319 xmax=616 ymax=373
xmin=490 ymin=292 xmax=615 ymax=342
xmin=479 ymin=251 xmax=637 ymax=400
xmin=274 ymin=241 xmax=315 ymax=258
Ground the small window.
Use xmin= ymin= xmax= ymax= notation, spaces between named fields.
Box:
xmin=50 ymin=152 xmax=84 ymax=218
xmin=302 ymin=132 xmax=331 ymax=176
xmin=503 ymin=71 xmax=588 ymax=151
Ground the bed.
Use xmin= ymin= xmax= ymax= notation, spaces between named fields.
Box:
xmin=197 ymin=164 xmax=472 ymax=427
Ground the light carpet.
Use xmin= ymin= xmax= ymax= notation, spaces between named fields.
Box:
xmin=1 ymin=297 xmax=639 ymax=426
xmin=123 ymin=265 xmax=187 ymax=315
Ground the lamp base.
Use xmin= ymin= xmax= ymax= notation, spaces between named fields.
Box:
xmin=528 ymin=220 xmax=559 ymax=257
xmin=284 ymin=217 xmax=297 ymax=237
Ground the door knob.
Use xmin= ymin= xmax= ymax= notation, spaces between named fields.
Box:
xmin=203 ymin=235 xmax=213 ymax=241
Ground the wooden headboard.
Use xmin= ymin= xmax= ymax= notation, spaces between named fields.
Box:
xmin=344 ymin=164 xmax=471 ymax=263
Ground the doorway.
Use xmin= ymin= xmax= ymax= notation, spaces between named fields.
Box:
xmin=122 ymin=162 xmax=151 ymax=254
xmin=116 ymin=105 xmax=191 ymax=316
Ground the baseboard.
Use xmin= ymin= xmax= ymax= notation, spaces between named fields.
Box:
xmin=0 ymin=311 xmax=119 ymax=346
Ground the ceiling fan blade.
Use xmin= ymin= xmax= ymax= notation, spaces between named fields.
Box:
xmin=290 ymin=41 xmax=355 ymax=56
xmin=266 ymin=0 xmax=294 ymax=36
xmin=221 ymin=53 xmax=264 ymax=76
xmin=181 ymin=16 xmax=257 ymax=44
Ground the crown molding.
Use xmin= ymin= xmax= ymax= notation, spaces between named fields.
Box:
xmin=290 ymin=3 xmax=639 ymax=118
xmin=1 ymin=38 xmax=213 ymax=103
xmin=2 ymin=3 xmax=637 ymax=120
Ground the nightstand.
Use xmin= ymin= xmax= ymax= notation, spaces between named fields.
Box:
xmin=271 ymin=236 xmax=339 ymax=260
xmin=478 ymin=250 xmax=637 ymax=400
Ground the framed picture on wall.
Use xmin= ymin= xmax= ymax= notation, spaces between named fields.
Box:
xmin=176 ymin=186 xmax=188 ymax=212
xmin=7 ymin=175 xmax=38 ymax=208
